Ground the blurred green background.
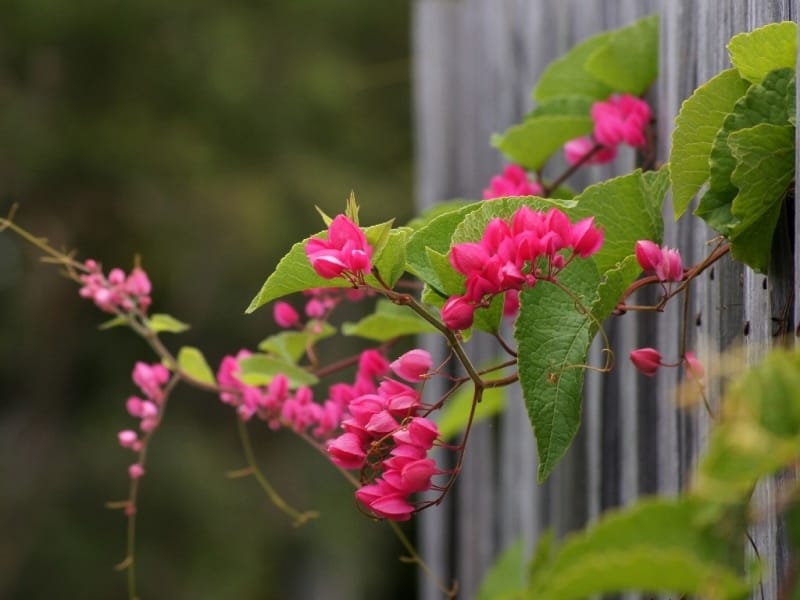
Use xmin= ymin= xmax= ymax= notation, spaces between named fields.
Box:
xmin=0 ymin=1 xmax=415 ymax=598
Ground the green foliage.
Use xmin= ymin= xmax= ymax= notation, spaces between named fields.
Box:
xmin=525 ymin=498 xmax=749 ymax=599
xmin=341 ymin=299 xmax=438 ymax=341
xmin=176 ymin=346 xmax=216 ymax=386
xmin=238 ymin=354 xmax=318 ymax=388
xmin=436 ymin=383 xmax=507 ymax=441
xmin=728 ymin=21 xmax=797 ymax=83
xmin=146 ymin=313 xmax=191 ymax=334
xmin=257 ymin=321 xmax=336 ymax=364
xmin=245 ymin=220 xmax=406 ymax=313
xmin=492 ymin=116 xmax=594 ymax=170
xmin=476 ymin=539 xmax=527 ymax=600
xmin=584 ymin=14 xmax=659 ymax=95
xmin=670 ymin=68 xmax=750 ymax=218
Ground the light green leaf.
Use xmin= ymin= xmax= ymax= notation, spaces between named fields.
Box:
xmin=476 ymin=539 xmax=527 ymax=600
xmin=98 ymin=315 xmax=129 ymax=330
xmin=527 ymin=498 xmax=749 ymax=599
xmin=670 ymin=68 xmax=750 ymax=218
xmin=436 ymin=383 xmax=506 ymax=441
xmin=529 ymin=96 xmax=594 ymax=119
xmin=404 ymin=199 xmax=472 ymax=231
xmin=341 ymin=299 xmax=438 ymax=341
xmin=314 ymin=205 xmax=334 ymax=227
xmin=585 ymin=14 xmax=659 ymax=95
xmin=426 ymin=246 xmax=465 ymax=297
xmin=728 ymin=21 xmax=797 ymax=83
xmin=405 ymin=202 xmax=481 ymax=291
xmin=516 ymin=259 xmax=600 ymax=481
xmin=238 ymin=354 xmax=318 ymax=388
xmin=146 ymin=313 xmax=191 ymax=334
xmin=533 ymin=30 xmax=615 ymax=102
xmin=257 ymin=321 xmax=336 ymax=363
xmin=246 ymin=220 xmax=406 ymax=313
xmin=177 ymin=346 xmax=216 ymax=386
xmin=726 ymin=123 xmax=795 ymax=272
xmin=695 ymin=67 xmax=795 ymax=233
xmin=492 ymin=116 xmax=593 ymax=170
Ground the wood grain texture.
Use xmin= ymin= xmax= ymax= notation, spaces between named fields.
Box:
xmin=412 ymin=1 xmax=797 ymax=598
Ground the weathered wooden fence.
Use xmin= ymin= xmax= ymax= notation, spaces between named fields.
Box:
xmin=412 ymin=1 xmax=798 ymax=598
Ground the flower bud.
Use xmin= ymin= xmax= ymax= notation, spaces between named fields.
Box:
xmin=629 ymin=347 xmax=663 ymax=377
xmin=390 ymin=349 xmax=433 ymax=382
xmin=441 ymin=295 xmax=474 ymax=331
xmin=273 ymin=301 xmax=300 ymax=328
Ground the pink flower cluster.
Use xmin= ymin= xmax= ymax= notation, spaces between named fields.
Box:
xmin=117 ymin=362 xmax=171 ymax=480
xmin=217 ymin=348 xmax=390 ymax=440
xmin=442 ymin=206 xmax=604 ymax=330
xmin=326 ymin=349 xmax=442 ymax=521
xmin=635 ymin=240 xmax=683 ymax=282
xmin=273 ymin=287 xmax=369 ymax=331
xmin=563 ymin=94 xmax=652 ymax=166
xmin=305 ymin=215 xmax=372 ymax=284
xmin=483 ymin=165 xmax=543 ymax=199
xmin=79 ymin=260 xmax=152 ymax=313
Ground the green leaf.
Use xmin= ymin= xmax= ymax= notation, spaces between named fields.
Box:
xmin=146 ymin=313 xmax=191 ymax=334
xmin=405 ymin=202 xmax=482 ymax=291
xmin=238 ymin=354 xmax=318 ymax=388
xmin=404 ymin=199 xmax=472 ymax=231
xmin=515 ymin=260 xmax=600 ymax=481
xmin=529 ymin=96 xmax=593 ymax=119
xmin=695 ymin=67 xmax=795 ymax=233
xmin=426 ymin=246 xmax=465 ymax=297
xmin=476 ymin=538 xmax=527 ymax=600
xmin=257 ymin=321 xmax=336 ymax=363
xmin=246 ymin=219 xmax=406 ymax=313
xmin=314 ymin=205 xmax=334 ymax=227
xmin=492 ymin=116 xmax=593 ymax=170
xmin=728 ymin=21 xmax=797 ymax=83
xmin=98 ymin=315 xmax=129 ymax=330
xmin=695 ymin=348 xmax=800 ymax=504
xmin=177 ymin=346 xmax=216 ymax=386
xmin=585 ymin=14 xmax=659 ymax=95
xmin=341 ymin=299 xmax=438 ymax=341
xmin=527 ymin=498 xmax=749 ymax=599
xmin=726 ymin=123 xmax=795 ymax=272
xmin=670 ymin=68 xmax=750 ymax=218
xmin=436 ymin=382 xmax=507 ymax=441
xmin=533 ymin=30 xmax=615 ymax=102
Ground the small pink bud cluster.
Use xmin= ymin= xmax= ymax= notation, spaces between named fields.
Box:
xmin=563 ymin=94 xmax=652 ymax=166
xmin=79 ymin=260 xmax=152 ymax=313
xmin=442 ymin=206 xmax=603 ymax=330
xmin=303 ymin=286 xmax=368 ymax=322
xmin=217 ymin=349 xmax=390 ymax=440
xmin=305 ymin=215 xmax=372 ymax=284
xmin=635 ymin=240 xmax=683 ymax=282
xmin=629 ymin=348 xmax=704 ymax=381
xmin=326 ymin=349 xmax=443 ymax=521
xmin=118 ymin=361 xmax=171 ymax=480
xmin=482 ymin=165 xmax=543 ymax=200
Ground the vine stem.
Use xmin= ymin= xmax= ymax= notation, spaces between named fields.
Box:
xmin=235 ymin=418 xmax=319 ymax=526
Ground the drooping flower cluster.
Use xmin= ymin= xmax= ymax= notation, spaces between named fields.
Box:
xmin=326 ymin=348 xmax=443 ymax=521
xmin=442 ymin=206 xmax=604 ymax=330
xmin=635 ymin=240 xmax=683 ymax=282
xmin=117 ymin=362 xmax=171 ymax=480
xmin=563 ymin=93 xmax=652 ymax=166
xmin=79 ymin=259 xmax=152 ymax=314
xmin=217 ymin=348 xmax=390 ymax=440
xmin=305 ymin=215 xmax=372 ymax=284
xmin=482 ymin=164 xmax=543 ymax=199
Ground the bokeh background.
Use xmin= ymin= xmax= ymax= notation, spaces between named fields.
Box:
xmin=0 ymin=2 xmax=415 ymax=598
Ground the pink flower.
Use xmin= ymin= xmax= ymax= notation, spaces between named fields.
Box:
xmin=441 ymin=295 xmax=475 ymax=330
xmin=390 ymin=349 xmax=433 ymax=382
xmin=591 ymin=94 xmax=652 ymax=149
xmin=132 ymin=362 xmax=170 ymax=402
xmin=570 ymin=217 xmax=604 ymax=258
xmin=482 ymin=165 xmax=543 ymax=199
xmin=273 ymin=301 xmax=300 ymax=328
xmin=326 ymin=432 xmax=367 ymax=470
xmin=635 ymin=241 xmax=684 ymax=282
xmin=305 ymin=215 xmax=373 ymax=282
xmin=635 ymin=240 xmax=662 ymax=272
xmin=128 ymin=464 xmax=145 ymax=479
xmin=656 ymin=248 xmax=683 ymax=282
xmin=118 ymin=430 xmax=139 ymax=449
xmin=684 ymin=352 xmax=705 ymax=381
xmin=564 ymin=137 xmax=617 ymax=166
xmin=630 ymin=347 xmax=663 ymax=377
